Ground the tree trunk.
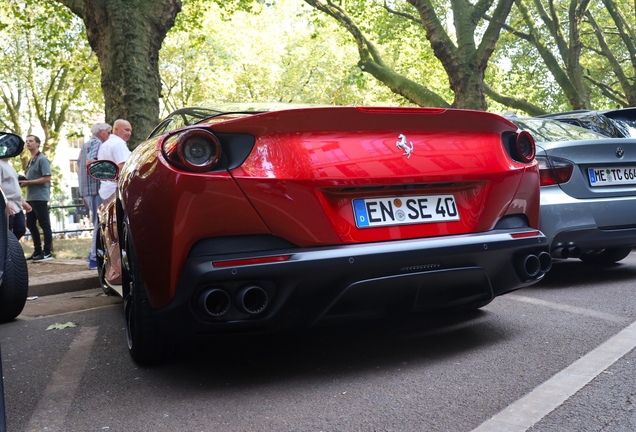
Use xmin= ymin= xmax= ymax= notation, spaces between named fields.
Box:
xmin=54 ymin=0 xmax=181 ymax=147
xmin=304 ymin=0 xmax=451 ymax=107
xmin=407 ymin=0 xmax=515 ymax=110
xmin=508 ymin=0 xmax=591 ymax=110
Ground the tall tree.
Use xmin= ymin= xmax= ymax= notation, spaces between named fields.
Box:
xmin=159 ymin=0 xmax=409 ymax=116
xmin=304 ymin=0 xmax=515 ymax=110
xmin=0 ymin=0 xmax=100 ymax=166
xmin=52 ymin=0 xmax=182 ymax=147
xmin=501 ymin=0 xmax=592 ymax=110
xmin=585 ymin=0 xmax=636 ymax=106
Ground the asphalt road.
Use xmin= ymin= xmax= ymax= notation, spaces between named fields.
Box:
xmin=3 ymin=254 xmax=636 ymax=431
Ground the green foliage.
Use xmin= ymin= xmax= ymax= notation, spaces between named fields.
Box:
xmin=488 ymin=26 xmax=570 ymax=114
xmin=159 ymin=0 xmax=408 ymax=115
xmin=0 ymin=0 xmax=102 ymax=160
xmin=3 ymin=0 xmax=635 ymax=135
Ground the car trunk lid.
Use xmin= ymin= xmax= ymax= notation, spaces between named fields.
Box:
xmin=209 ymin=107 xmax=533 ymax=247
xmin=539 ymin=138 xmax=636 ymax=200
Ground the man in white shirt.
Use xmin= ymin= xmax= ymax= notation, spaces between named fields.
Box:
xmin=97 ymin=119 xmax=132 ymax=200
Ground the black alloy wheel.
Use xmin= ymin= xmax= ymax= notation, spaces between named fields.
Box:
xmin=122 ymin=222 xmax=174 ymax=365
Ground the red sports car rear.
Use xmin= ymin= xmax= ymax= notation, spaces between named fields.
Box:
xmin=93 ymin=105 xmax=550 ymax=364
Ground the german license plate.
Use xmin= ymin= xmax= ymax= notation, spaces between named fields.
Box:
xmin=588 ymin=167 xmax=636 ymax=187
xmin=352 ymin=195 xmax=460 ymax=228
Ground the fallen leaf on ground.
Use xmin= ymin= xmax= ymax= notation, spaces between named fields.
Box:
xmin=46 ymin=322 xmax=78 ymax=331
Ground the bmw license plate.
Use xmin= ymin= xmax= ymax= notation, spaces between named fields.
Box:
xmin=588 ymin=167 xmax=636 ymax=187
xmin=352 ymin=195 xmax=459 ymax=228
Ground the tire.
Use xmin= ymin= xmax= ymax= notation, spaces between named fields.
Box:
xmin=0 ymin=232 xmax=29 ymax=322
xmin=122 ymin=223 xmax=176 ymax=365
xmin=579 ymin=247 xmax=632 ymax=265
xmin=96 ymin=229 xmax=116 ymax=296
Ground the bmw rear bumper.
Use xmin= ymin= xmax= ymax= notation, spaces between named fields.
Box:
xmin=540 ymin=185 xmax=636 ymax=255
xmin=151 ymin=229 xmax=550 ymax=336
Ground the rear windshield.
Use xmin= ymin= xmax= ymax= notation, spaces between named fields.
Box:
xmin=512 ymin=118 xmax=606 ymax=142
xmin=610 ymin=117 xmax=636 ymax=138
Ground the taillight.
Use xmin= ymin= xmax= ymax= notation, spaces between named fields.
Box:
xmin=162 ymin=128 xmax=221 ymax=172
xmin=536 ymin=155 xmax=574 ymax=186
xmin=515 ymin=131 xmax=535 ymax=163
xmin=504 ymin=130 xmax=536 ymax=163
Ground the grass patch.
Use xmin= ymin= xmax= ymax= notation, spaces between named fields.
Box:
xmin=20 ymin=237 xmax=92 ymax=260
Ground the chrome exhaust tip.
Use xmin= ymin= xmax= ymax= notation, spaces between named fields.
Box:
xmin=235 ymin=285 xmax=268 ymax=315
xmin=538 ymin=251 xmax=552 ymax=273
xmin=198 ymin=288 xmax=231 ymax=317
xmin=523 ymin=254 xmax=541 ymax=278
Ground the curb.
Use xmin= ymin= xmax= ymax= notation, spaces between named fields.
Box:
xmin=27 ymin=260 xmax=101 ymax=297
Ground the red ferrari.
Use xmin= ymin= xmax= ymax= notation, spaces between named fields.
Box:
xmin=89 ymin=104 xmax=551 ymax=364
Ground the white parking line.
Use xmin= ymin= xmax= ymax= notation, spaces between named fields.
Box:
xmin=25 ymin=326 xmax=98 ymax=432
xmin=472 ymin=319 xmax=636 ymax=431
xmin=505 ymin=294 xmax=629 ymax=323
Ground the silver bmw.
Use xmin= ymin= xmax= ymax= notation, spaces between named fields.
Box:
xmin=511 ymin=117 xmax=636 ymax=264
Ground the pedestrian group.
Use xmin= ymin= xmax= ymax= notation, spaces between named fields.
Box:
xmin=0 ymin=118 xmax=131 ymax=268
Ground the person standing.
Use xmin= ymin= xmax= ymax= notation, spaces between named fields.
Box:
xmin=0 ymin=157 xmax=31 ymax=240
xmin=97 ymin=119 xmax=132 ymax=200
xmin=19 ymin=134 xmax=53 ymax=262
xmin=78 ymin=122 xmax=111 ymax=269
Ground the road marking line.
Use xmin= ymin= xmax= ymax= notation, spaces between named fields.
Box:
xmin=505 ymin=294 xmax=629 ymax=323
xmin=25 ymin=326 xmax=98 ymax=432
xmin=472 ymin=319 xmax=636 ymax=432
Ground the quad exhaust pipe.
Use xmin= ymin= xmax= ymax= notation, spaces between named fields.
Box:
xmin=198 ymin=288 xmax=231 ymax=317
xmin=551 ymin=245 xmax=581 ymax=259
xmin=197 ymin=285 xmax=269 ymax=317
xmin=235 ymin=285 xmax=269 ymax=315
xmin=516 ymin=252 xmax=552 ymax=280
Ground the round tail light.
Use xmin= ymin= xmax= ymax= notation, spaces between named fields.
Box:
xmin=165 ymin=129 xmax=221 ymax=172
xmin=515 ymin=131 xmax=536 ymax=163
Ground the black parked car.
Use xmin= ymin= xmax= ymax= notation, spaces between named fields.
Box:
xmin=0 ymin=132 xmax=28 ymax=322
xmin=538 ymin=107 xmax=636 ymax=138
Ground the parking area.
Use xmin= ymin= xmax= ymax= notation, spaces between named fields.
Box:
xmin=2 ymin=254 xmax=636 ymax=431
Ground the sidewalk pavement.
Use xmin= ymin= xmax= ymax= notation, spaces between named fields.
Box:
xmin=28 ymin=259 xmax=101 ymax=297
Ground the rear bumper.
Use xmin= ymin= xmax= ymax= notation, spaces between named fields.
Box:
xmin=540 ymin=185 xmax=636 ymax=254
xmin=149 ymin=229 xmax=550 ymax=337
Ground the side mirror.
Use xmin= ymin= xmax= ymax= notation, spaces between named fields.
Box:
xmin=87 ymin=160 xmax=119 ymax=181
xmin=0 ymin=133 xmax=25 ymax=158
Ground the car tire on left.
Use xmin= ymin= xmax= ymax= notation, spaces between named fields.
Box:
xmin=0 ymin=232 xmax=28 ymax=322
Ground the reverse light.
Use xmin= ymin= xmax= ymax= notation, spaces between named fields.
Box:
xmin=536 ymin=155 xmax=574 ymax=186
xmin=162 ymin=128 xmax=221 ymax=172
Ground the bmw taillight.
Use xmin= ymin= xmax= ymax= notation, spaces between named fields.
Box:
xmin=162 ymin=128 xmax=221 ymax=172
xmin=536 ymin=155 xmax=574 ymax=186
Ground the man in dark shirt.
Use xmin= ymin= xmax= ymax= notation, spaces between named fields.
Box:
xmin=19 ymin=135 xmax=53 ymax=262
